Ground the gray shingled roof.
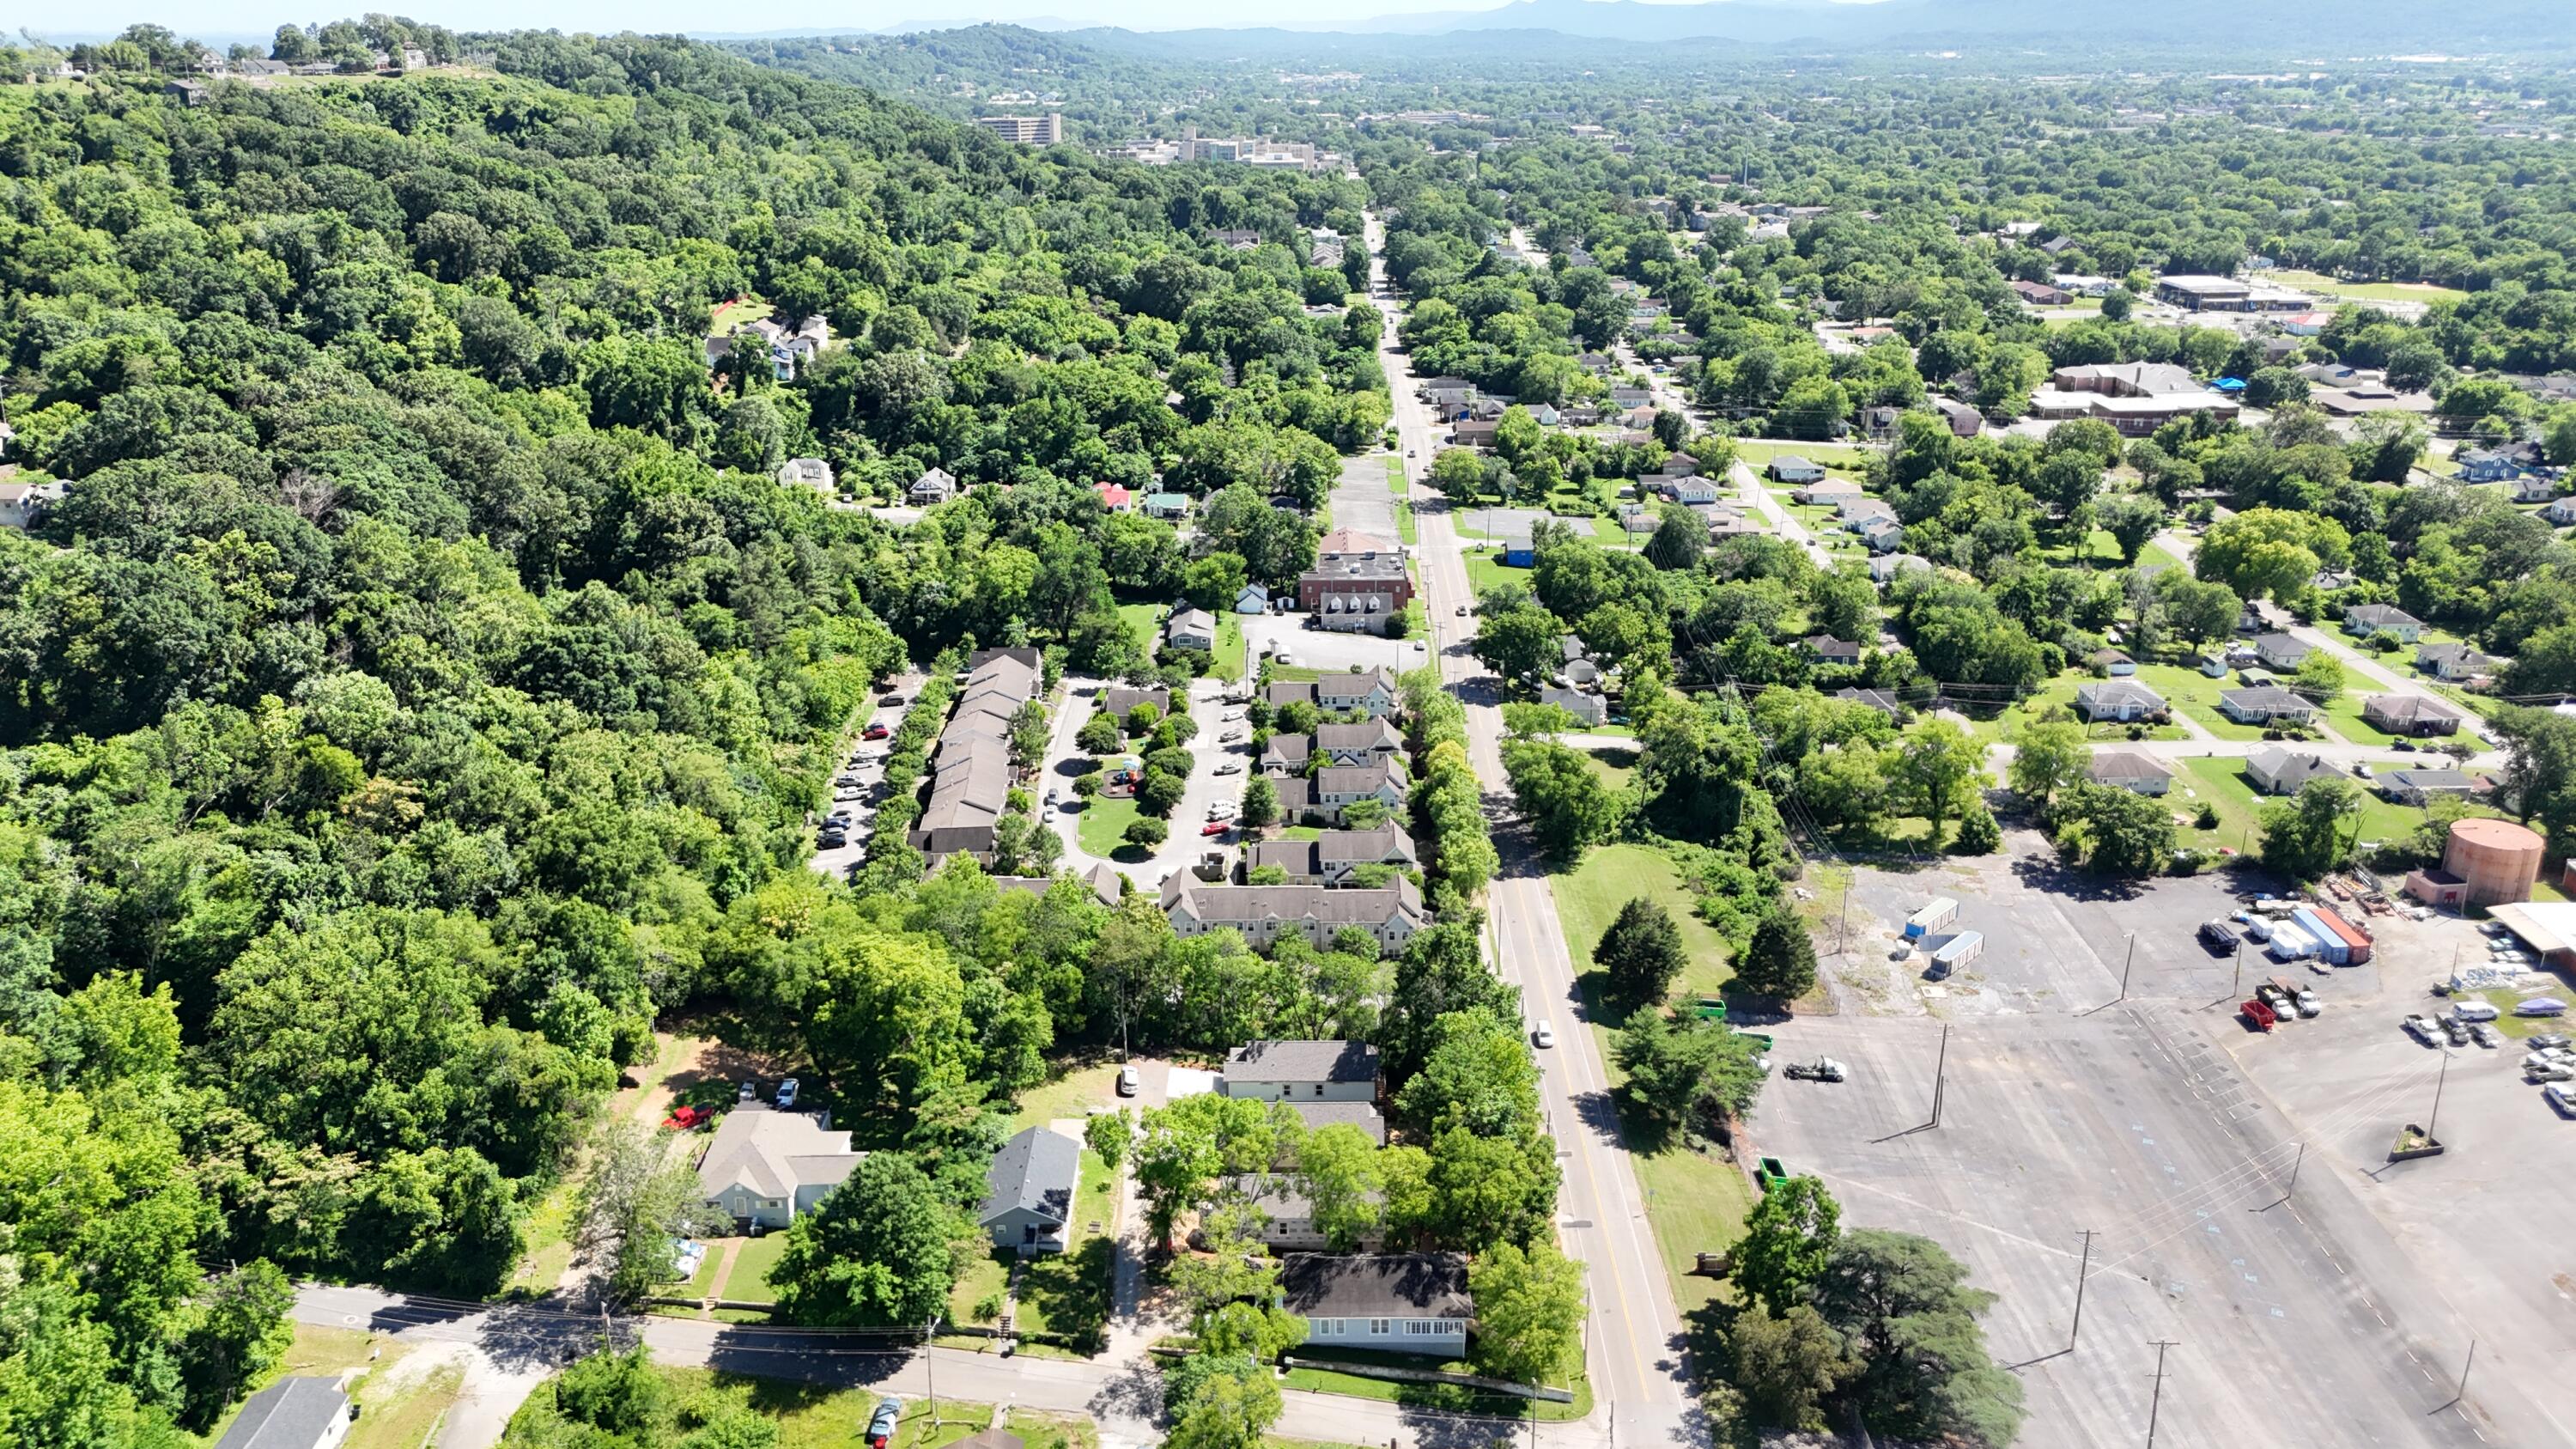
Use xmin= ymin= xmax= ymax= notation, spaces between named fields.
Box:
xmin=980 ymin=1126 xmax=1078 ymax=1228
xmin=1290 ymin=1099 xmax=1387 ymax=1142
xmin=1224 ymin=1039 xmax=1382 ymax=1084
xmin=1279 ymin=1253 xmax=1473 ymax=1320
xmin=214 ymin=1378 xmax=349 ymax=1449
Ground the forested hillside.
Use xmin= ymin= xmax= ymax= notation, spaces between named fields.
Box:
xmin=0 ymin=26 xmax=1391 ymax=1442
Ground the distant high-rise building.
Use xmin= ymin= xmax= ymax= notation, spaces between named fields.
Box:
xmin=975 ymin=113 xmax=1062 ymax=146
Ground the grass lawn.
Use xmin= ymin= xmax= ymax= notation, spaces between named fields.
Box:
xmin=2476 ymin=990 xmax=2560 ymax=1040
xmin=1734 ymin=438 xmax=1875 ymax=471
xmin=721 ymin=1233 xmax=792 ymax=1304
xmin=1214 ymin=613 xmax=1249 ymax=682
xmin=2118 ymin=663 xmax=2270 ymax=740
xmin=950 ymin=1251 xmax=1012 ymax=1325
xmin=1394 ymin=498 xmax=1418 ymax=545
xmin=1284 ymin=1355 xmax=1593 ymax=1420
xmin=1580 ymin=742 xmax=1637 ymax=791
xmin=1267 ymin=664 xmax=1326 ymax=683
xmin=658 ymin=1232 xmax=729 ymax=1301
xmin=1012 ymin=1062 xmax=1121 ymax=1129
xmin=1633 ymin=1137 xmax=1758 ymax=1316
xmin=1383 ymin=454 xmax=1406 ymax=496
xmin=711 ymin=295 xmax=769 ymax=331
xmin=1462 ymin=548 xmax=1527 ymax=597
xmin=2173 ymin=756 xmax=2272 ymax=855
xmin=1551 ymin=843 xmax=1733 ymax=1000
xmin=1119 ymin=602 xmax=1162 ymax=654
xmin=2136 ymin=540 xmax=2188 ymax=575
xmin=2317 ymin=692 xmax=2407 ymax=747
xmin=1073 ymin=796 xmax=1145 ymax=858
xmin=2257 ymin=268 xmax=2468 ymax=305
xmin=1014 ymin=1219 xmax=1115 ymax=1348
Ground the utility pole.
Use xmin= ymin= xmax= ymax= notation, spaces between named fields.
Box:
xmin=2117 ymin=932 xmax=2137 ymax=1003
xmin=2069 ymin=1230 xmax=2097 ymax=1350
xmin=2232 ymin=938 xmax=2245 ymax=1002
xmin=2429 ymin=1051 xmax=2452 ymax=1141
xmin=1930 ymin=1023 xmax=1952 ymax=1128
xmin=924 ymin=1314 xmax=946 ymax=1431
xmin=2282 ymin=1142 xmax=2306 ymax=1202
xmin=2146 ymin=1339 xmax=2179 ymax=1448
xmin=2456 ymin=1338 xmax=2477 ymax=1403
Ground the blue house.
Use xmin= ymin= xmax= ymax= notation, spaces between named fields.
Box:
xmin=1498 ymin=528 xmax=1535 ymax=567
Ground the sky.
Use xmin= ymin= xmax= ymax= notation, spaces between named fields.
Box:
xmin=50 ymin=0 xmax=1889 ymax=47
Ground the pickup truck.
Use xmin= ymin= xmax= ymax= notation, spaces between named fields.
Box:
xmin=1783 ymin=1058 xmax=1848 ymax=1082
xmin=2402 ymin=1014 xmax=2439 ymax=1045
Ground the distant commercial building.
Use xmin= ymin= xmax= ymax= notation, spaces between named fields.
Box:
xmin=975 ymin=113 xmax=1063 ymax=145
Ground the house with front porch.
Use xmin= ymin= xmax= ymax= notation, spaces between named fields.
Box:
xmin=2223 ymin=687 xmax=2319 ymax=727
xmin=2342 ymin=605 xmax=2423 ymax=642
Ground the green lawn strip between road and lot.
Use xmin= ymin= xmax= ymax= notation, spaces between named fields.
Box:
xmin=1282 ymin=1349 xmax=1592 ymax=1420
xmin=719 ymin=1231 xmax=791 ymax=1304
xmin=1214 ymin=613 xmax=1249 ymax=682
xmin=1552 ymin=843 xmax=1735 ymax=1001
xmin=199 ymin=1325 xmax=465 ymax=1449
xmin=1394 ymin=499 xmax=1418 ymax=545
xmin=1383 ymin=454 xmax=1406 ymax=495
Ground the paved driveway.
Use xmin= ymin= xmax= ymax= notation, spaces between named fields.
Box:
xmin=1240 ymin=613 xmax=1426 ymax=674
xmin=806 ymin=674 xmax=921 ymax=880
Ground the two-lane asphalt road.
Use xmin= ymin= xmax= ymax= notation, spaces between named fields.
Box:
xmin=1367 ymin=210 xmax=1699 ymax=1444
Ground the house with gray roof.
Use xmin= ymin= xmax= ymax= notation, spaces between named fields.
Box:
xmin=2360 ymin=693 xmax=2462 ymax=736
xmin=2221 ymin=686 xmax=2318 ymax=726
xmin=1261 ymin=733 xmax=1314 ymax=776
xmin=1101 ymin=686 xmax=1170 ymax=719
xmin=212 ymin=1378 xmax=351 ymax=1449
xmin=1313 ymin=758 xmax=1407 ymax=819
xmin=1244 ymin=825 xmax=1419 ymax=886
xmin=913 ymin=652 xmax=1039 ymax=861
xmin=981 ymin=1126 xmax=1081 ymax=1254
xmin=2417 ymin=642 xmax=2499 ymax=681
xmin=2381 ymin=768 xmax=2476 ymax=805
xmin=1286 ymin=1099 xmax=1388 ymax=1144
xmin=2342 ymin=605 xmax=2423 ymax=642
xmin=697 ymin=1105 xmax=866 ymax=1231
xmin=2245 ymin=747 xmax=2341 ymax=795
xmin=2075 ymin=679 xmax=2164 ymax=722
xmin=1223 ymin=1039 xmax=1382 ymax=1102
xmin=2252 ymin=632 xmax=2311 ymax=670
xmin=2088 ymin=748 xmax=2173 ymax=795
xmin=1166 ymin=607 xmax=1218 ymax=653
xmin=1314 ymin=719 xmax=1406 ymax=765
xmin=1541 ymin=685 xmax=1607 ymax=725
xmin=1279 ymin=1253 xmax=1473 ymax=1355
xmin=909 ymin=466 xmax=958 ymax=504
xmin=1165 ymin=876 xmax=1426 ymax=952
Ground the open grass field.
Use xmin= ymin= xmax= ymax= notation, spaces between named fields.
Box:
xmin=2257 ymin=269 xmax=2468 ymax=305
xmin=1213 ymin=613 xmax=1248 ymax=681
xmin=1010 ymin=1061 xmax=1121 ymax=1130
xmin=712 ymin=295 xmax=770 ymax=331
xmin=1551 ymin=842 xmax=1734 ymax=1000
xmin=1462 ymin=547 xmax=1526 ymax=597
xmin=1733 ymin=438 xmax=1876 ymax=472
xmin=1073 ymin=796 xmax=1144 ymax=858
xmin=1633 ymin=1135 xmax=1758 ymax=1315
xmin=195 ymin=1325 xmax=466 ymax=1449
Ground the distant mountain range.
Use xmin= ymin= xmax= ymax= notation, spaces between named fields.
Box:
xmin=1338 ymin=0 xmax=2567 ymax=46
xmin=803 ymin=0 xmax=2571 ymax=50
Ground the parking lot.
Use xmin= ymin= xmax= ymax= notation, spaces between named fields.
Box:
xmin=1238 ymin=611 xmax=1427 ymax=675
xmin=806 ymin=673 xmax=920 ymax=880
xmin=1752 ymin=832 xmax=2573 ymax=1446
xmin=1039 ymin=674 xmax=1255 ymax=889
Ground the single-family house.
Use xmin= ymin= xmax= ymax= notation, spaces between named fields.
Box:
xmin=0 ymin=480 xmax=66 ymax=532
xmin=1792 ymin=479 xmax=1864 ymax=507
xmin=2381 ymin=768 xmax=2476 ymax=805
xmin=2342 ymin=605 xmax=2423 ymax=642
xmin=1419 ymin=378 xmax=1475 ymax=411
xmin=777 ymin=457 xmax=836 ymax=496
xmin=1609 ymin=387 xmax=1654 ymax=409
xmin=1665 ymin=476 xmax=1722 ymax=506
xmin=2458 ymin=445 xmax=2543 ymax=484
xmin=2417 ymin=642 xmax=2498 ymax=682
xmin=980 ymin=1126 xmax=1080 ymax=1254
xmin=1231 ymin=1173 xmax=1384 ymax=1251
xmin=2223 ymin=687 xmax=2320 ymax=727
xmin=212 ymin=1378 xmax=353 ymax=1449
xmin=1833 ymin=686 xmax=1901 ymax=718
xmin=909 ymin=466 xmax=959 ymax=505
xmin=1868 ymin=552 xmax=1932 ymax=585
xmin=1542 ymin=685 xmax=1607 ymax=725
xmin=1236 ymin=583 xmax=1271 ymax=614
xmin=1143 ymin=491 xmax=1191 ymax=520
xmin=2089 ymin=749 xmax=2174 ymax=795
xmin=1102 ymin=686 xmax=1170 ymax=720
xmin=1931 ymin=397 xmax=1985 ymax=438
xmin=2545 ymin=497 xmax=2576 ymax=527
xmin=2011 ymin=280 xmax=2074 ymax=307
xmin=1317 ymin=669 xmax=1402 ymax=718
xmin=1657 ymin=453 xmax=1701 ymax=478
xmin=1224 ymin=1039 xmax=1382 ymax=1104
xmin=1767 ymin=455 xmax=1826 ymax=484
xmin=2089 ymin=648 xmax=2137 ymax=677
xmin=1095 ymin=481 xmax=1133 ymax=511
xmin=2075 ymin=679 xmax=2166 ymax=723
xmin=2252 ymin=633 xmax=2310 ymax=670
xmin=1838 ymin=497 xmax=1898 ymax=527
xmin=1803 ymin=636 xmax=1863 ymax=667
xmin=2512 ymin=476 xmax=2560 ymax=505
xmin=1244 ymin=825 xmax=1419 ymax=886
xmin=1859 ymin=518 xmax=1906 ymax=553
xmin=2245 ymin=747 xmax=2341 ymax=795
xmin=696 ymin=1104 xmax=866 ymax=1231
xmin=1453 ymin=419 xmax=1500 ymax=449
xmin=2360 ymin=693 xmax=2463 ymax=736
xmin=1279 ymin=1253 xmax=1473 ymax=1355
xmin=1166 ymin=608 xmax=1218 ymax=652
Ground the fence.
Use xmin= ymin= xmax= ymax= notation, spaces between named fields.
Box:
xmin=1280 ymin=1354 xmax=1574 ymax=1403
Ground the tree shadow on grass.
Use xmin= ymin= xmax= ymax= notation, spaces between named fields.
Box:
xmin=1018 ymin=1238 xmax=1115 ymax=1351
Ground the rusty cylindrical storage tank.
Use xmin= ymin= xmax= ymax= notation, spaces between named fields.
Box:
xmin=2442 ymin=818 xmax=2545 ymax=908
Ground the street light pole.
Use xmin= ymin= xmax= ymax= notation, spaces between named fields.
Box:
xmin=2146 ymin=1340 xmax=2179 ymax=1448
xmin=2069 ymin=1229 xmax=2096 ymax=1350
xmin=2118 ymin=932 xmax=2137 ymax=1002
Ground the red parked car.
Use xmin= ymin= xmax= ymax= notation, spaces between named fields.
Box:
xmin=862 ymin=722 xmax=890 ymax=740
xmin=663 ymin=1105 xmax=712 ymax=1130
xmin=1201 ymin=820 xmax=1233 ymax=837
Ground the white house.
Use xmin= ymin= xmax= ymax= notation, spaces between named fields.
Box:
xmin=1167 ymin=607 xmax=1218 ymax=652
xmin=2074 ymin=679 xmax=2165 ymax=723
xmin=910 ymin=466 xmax=959 ymax=504
xmin=1279 ymin=1253 xmax=1473 ymax=1355
xmin=2252 ymin=632 xmax=2310 ymax=670
xmin=212 ymin=1377 xmax=352 ymax=1449
xmin=1230 ymin=1173 xmax=1384 ymax=1251
xmin=2088 ymin=749 xmax=2173 ymax=795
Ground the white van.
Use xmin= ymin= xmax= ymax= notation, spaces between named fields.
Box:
xmin=2451 ymin=1000 xmax=2501 ymax=1023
